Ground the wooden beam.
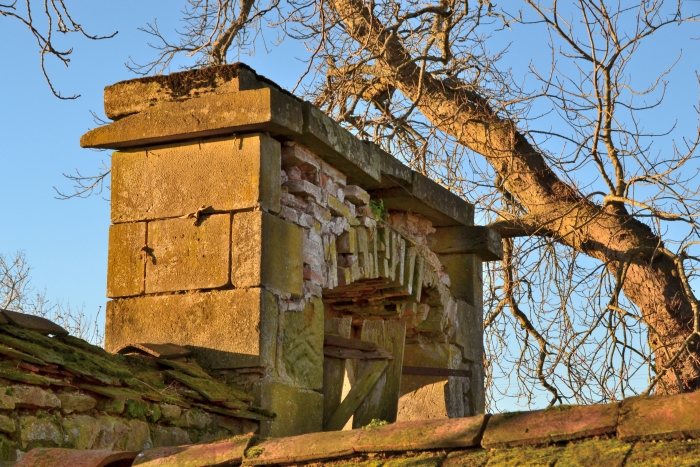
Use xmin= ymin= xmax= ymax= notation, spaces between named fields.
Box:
xmin=324 ymin=359 xmax=388 ymax=431
xmin=323 ymin=346 xmax=393 ymax=360
xmin=324 ymin=333 xmax=377 ymax=352
xmin=427 ymin=226 xmax=503 ymax=261
xmin=353 ymin=320 xmax=406 ymax=428
xmin=402 ymin=366 xmax=472 ymax=377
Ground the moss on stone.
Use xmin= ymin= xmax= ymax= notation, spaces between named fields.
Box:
xmin=0 ymin=436 xmax=13 ymax=461
xmin=625 ymin=439 xmax=700 ymax=466
xmin=126 ymin=399 xmax=150 ymax=418
xmin=245 ymin=445 xmax=265 ymax=459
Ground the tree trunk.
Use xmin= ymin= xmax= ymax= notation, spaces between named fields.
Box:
xmin=330 ymin=0 xmax=699 ymax=393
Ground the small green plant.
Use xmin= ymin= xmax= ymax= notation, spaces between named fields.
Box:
xmin=245 ymin=446 xmax=265 ymax=459
xmin=369 ymin=199 xmax=388 ymax=221
xmin=364 ymin=419 xmax=389 ymax=429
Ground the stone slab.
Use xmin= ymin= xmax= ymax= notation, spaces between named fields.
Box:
xmin=296 ymin=101 xmax=381 ymax=187
xmin=354 ymin=415 xmax=487 ymax=452
xmin=255 ymin=380 xmax=323 ymax=438
xmin=231 ymin=211 xmax=303 ymax=297
xmin=146 ymin=214 xmax=230 ymax=294
xmin=369 ymin=186 xmax=471 ymax=228
xmin=104 ymin=64 xmax=266 ymax=119
xmin=282 ymin=297 xmax=325 ymax=390
xmin=14 ymin=449 xmax=137 ymax=467
xmin=82 ymin=87 xmax=302 ymax=149
xmin=618 ymin=391 xmax=700 ymax=441
xmin=105 ymin=288 xmax=278 ymax=370
xmin=107 ymin=222 xmax=146 ymax=298
xmin=115 ymin=343 xmax=192 ymax=359
xmin=133 ymin=433 xmax=255 ymax=466
xmin=244 ymin=429 xmax=360 ymax=465
xmin=438 ymin=254 xmax=482 ymax=305
xmin=375 ymin=145 xmax=413 ymax=189
xmin=428 ymin=226 xmax=503 ymax=261
xmin=482 ymin=403 xmax=620 ymax=448
xmin=110 ymin=134 xmax=281 ymax=223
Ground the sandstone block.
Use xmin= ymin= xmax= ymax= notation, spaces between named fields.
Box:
xmin=106 ymin=288 xmax=279 ymax=370
xmin=159 ymin=403 xmax=182 ymax=421
xmin=437 ymin=254 xmax=482 ymax=305
xmin=107 ymin=222 xmax=146 ymax=298
xmin=104 ymin=64 xmax=266 ymax=119
xmin=0 ymin=390 xmax=15 ymax=410
xmin=231 ymin=211 xmax=303 ymax=297
xmin=82 ymin=87 xmax=302 ymax=149
xmin=145 ymin=214 xmax=230 ymax=293
xmin=283 ymin=297 xmax=324 ymax=390
xmin=110 ymin=134 xmax=281 ymax=223
xmin=255 ymin=379 xmax=323 ymax=438
xmin=119 ymin=420 xmax=153 ymax=452
xmin=428 ymin=226 xmax=503 ymax=260
xmin=92 ymin=416 xmax=131 ymax=450
xmin=58 ymin=393 xmax=97 ymax=414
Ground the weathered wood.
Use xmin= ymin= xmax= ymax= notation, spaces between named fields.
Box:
xmin=322 ymin=317 xmax=352 ymax=428
xmin=402 ymin=366 xmax=472 ymax=377
xmin=324 ymin=333 xmax=377 ymax=351
xmin=353 ymin=320 xmax=406 ymax=428
xmin=324 ymin=359 xmax=388 ymax=431
xmin=427 ymin=226 xmax=503 ymax=261
xmin=324 ymin=346 xmax=394 ymax=360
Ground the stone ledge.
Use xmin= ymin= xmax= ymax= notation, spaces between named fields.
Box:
xmin=618 ymin=391 xmax=700 ymax=441
xmin=81 ymin=87 xmax=303 ymax=150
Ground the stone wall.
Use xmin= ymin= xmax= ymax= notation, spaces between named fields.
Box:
xmin=82 ymin=63 xmax=498 ymax=439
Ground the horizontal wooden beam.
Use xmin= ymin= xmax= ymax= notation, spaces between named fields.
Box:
xmin=402 ymin=366 xmax=472 ymax=378
xmin=427 ymin=226 xmax=503 ymax=261
xmin=324 ymin=333 xmax=377 ymax=352
xmin=324 ymin=346 xmax=393 ymax=360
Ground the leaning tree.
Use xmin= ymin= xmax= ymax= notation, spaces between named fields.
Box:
xmin=7 ymin=0 xmax=700 ymax=409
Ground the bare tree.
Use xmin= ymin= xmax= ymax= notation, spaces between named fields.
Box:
xmin=0 ymin=0 xmax=116 ymax=98
xmin=134 ymin=0 xmax=700 ymax=409
xmin=0 ymin=251 xmax=103 ymax=345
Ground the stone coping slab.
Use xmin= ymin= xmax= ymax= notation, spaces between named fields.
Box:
xmin=133 ymin=434 xmax=255 ymax=466
xmin=81 ymin=87 xmax=303 ymax=150
xmin=14 ymin=448 xmax=138 ymax=467
xmin=618 ymin=391 xmax=700 ymax=441
xmin=482 ymin=403 xmax=620 ymax=448
xmin=243 ymin=429 xmax=361 ymax=465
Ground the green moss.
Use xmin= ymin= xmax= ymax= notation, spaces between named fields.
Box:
xmin=245 ymin=446 xmax=265 ymax=459
xmin=625 ymin=439 xmax=700 ymax=467
xmin=5 ymin=388 xmax=13 ymax=396
xmin=384 ymin=455 xmax=444 ymax=467
xmin=544 ymin=404 xmax=575 ymax=412
xmin=126 ymin=399 xmax=150 ymax=418
xmin=0 ymin=436 xmax=13 ymax=461
xmin=148 ymin=402 xmax=162 ymax=422
xmin=499 ymin=411 xmax=524 ymax=420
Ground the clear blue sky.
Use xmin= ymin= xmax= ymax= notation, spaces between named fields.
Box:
xmin=1 ymin=1 xmax=699 ymax=411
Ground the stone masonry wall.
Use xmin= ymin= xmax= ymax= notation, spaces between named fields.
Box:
xmin=84 ymin=63 xmax=490 ymax=440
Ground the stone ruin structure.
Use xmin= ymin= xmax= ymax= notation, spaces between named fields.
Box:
xmin=79 ymin=63 xmax=502 ymax=439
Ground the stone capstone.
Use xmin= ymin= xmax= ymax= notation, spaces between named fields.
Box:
xmin=282 ymin=297 xmax=324 ymax=390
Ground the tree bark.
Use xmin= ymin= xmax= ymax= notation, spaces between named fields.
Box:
xmin=330 ymin=0 xmax=699 ymax=392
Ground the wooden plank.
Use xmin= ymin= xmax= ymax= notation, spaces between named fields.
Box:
xmin=427 ymin=226 xmax=503 ymax=261
xmin=323 ymin=317 xmax=352 ymax=428
xmin=353 ymin=320 xmax=406 ymax=428
xmin=323 ymin=346 xmax=393 ymax=360
xmin=402 ymin=366 xmax=472 ymax=377
xmin=324 ymin=333 xmax=377 ymax=351
xmin=324 ymin=359 xmax=388 ymax=431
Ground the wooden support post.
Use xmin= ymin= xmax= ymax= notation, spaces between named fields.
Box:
xmin=322 ymin=318 xmax=352 ymax=428
xmin=324 ymin=359 xmax=388 ymax=431
xmin=353 ymin=320 xmax=406 ymax=428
